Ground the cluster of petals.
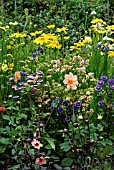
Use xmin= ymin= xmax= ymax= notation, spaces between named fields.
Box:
xmin=31 ymin=139 xmax=43 ymax=149
xmin=63 ymin=72 xmax=78 ymax=90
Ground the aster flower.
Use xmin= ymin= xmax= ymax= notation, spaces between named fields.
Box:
xmin=35 ymin=157 xmax=46 ymax=165
xmin=63 ymin=72 xmax=78 ymax=90
xmin=65 ymin=116 xmax=70 ymax=122
xmin=31 ymin=139 xmax=43 ymax=149
xmin=110 ymin=84 xmax=114 ymax=90
xmin=72 ymin=105 xmax=78 ymax=112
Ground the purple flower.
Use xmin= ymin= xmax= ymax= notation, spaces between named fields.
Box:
xmin=9 ymin=77 xmax=14 ymax=81
xmin=95 ymin=42 xmax=103 ymax=49
xmin=98 ymin=100 xmax=104 ymax=106
xmin=101 ymin=76 xmax=107 ymax=81
xmin=33 ymin=53 xmax=37 ymax=57
xmin=20 ymin=71 xmax=24 ymax=76
xmin=65 ymin=116 xmax=70 ymax=122
xmin=62 ymin=101 xmax=69 ymax=108
xmin=32 ymin=73 xmax=36 ymax=76
xmin=13 ymin=96 xmax=19 ymax=99
xmin=72 ymin=105 xmax=78 ymax=112
xmin=19 ymin=82 xmax=25 ymax=86
xmin=57 ymin=107 xmax=64 ymax=114
xmin=107 ymin=79 xmax=114 ymax=85
xmin=97 ymin=80 xmax=104 ymax=86
xmin=31 ymin=89 xmax=36 ymax=95
xmin=23 ymin=72 xmax=29 ymax=76
xmin=15 ymin=87 xmax=21 ymax=91
xmin=37 ymin=79 xmax=43 ymax=83
xmin=75 ymin=101 xmax=82 ymax=108
xmin=95 ymin=86 xmax=102 ymax=91
xmin=110 ymin=84 xmax=114 ymax=90
xmin=37 ymin=71 xmax=44 ymax=75
xmin=102 ymin=43 xmax=109 ymax=51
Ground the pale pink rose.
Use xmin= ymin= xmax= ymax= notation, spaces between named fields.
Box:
xmin=63 ymin=72 xmax=78 ymax=90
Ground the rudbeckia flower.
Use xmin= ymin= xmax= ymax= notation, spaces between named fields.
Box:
xmin=63 ymin=72 xmax=78 ymax=90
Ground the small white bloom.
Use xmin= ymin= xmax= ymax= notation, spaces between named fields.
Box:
xmin=98 ymin=115 xmax=103 ymax=120
xmin=91 ymin=11 xmax=96 ymax=15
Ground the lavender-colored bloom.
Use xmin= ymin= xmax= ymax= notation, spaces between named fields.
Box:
xmin=37 ymin=79 xmax=43 ymax=83
xmin=20 ymin=71 xmax=23 ymax=75
xmin=75 ymin=101 xmax=82 ymax=108
xmin=19 ymin=82 xmax=25 ymax=86
xmin=101 ymin=76 xmax=107 ymax=81
xmin=107 ymin=79 xmax=114 ymax=85
xmin=97 ymin=80 xmax=104 ymax=86
xmin=26 ymin=78 xmax=30 ymax=81
xmin=72 ymin=105 xmax=78 ymax=111
xmin=107 ymin=91 xmax=112 ymax=95
xmin=98 ymin=100 xmax=104 ymax=106
xmin=110 ymin=84 xmax=114 ymax=90
xmin=95 ymin=86 xmax=102 ymax=91
xmin=23 ymin=72 xmax=29 ymax=76
xmin=8 ymin=82 xmax=13 ymax=84
xmin=33 ymin=53 xmax=37 ymax=57
xmin=36 ymin=50 xmax=42 ymax=55
xmin=31 ymin=89 xmax=36 ymax=95
xmin=32 ymin=73 xmax=36 ymax=76
xmin=9 ymin=77 xmax=14 ymax=81
xmin=13 ymin=96 xmax=19 ymax=99
xmin=65 ymin=116 xmax=70 ymax=122
xmin=37 ymin=71 xmax=44 ymax=75
xmin=62 ymin=101 xmax=69 ymax=108
xmin=102 ymin=43 xmax=109 ymax=52
xmin=95 ymin=42 xmax=103 ymax=49
xmin=15 ymin=87 xmax=21 ymax=91
xmin=57 ymin=107 xmax=64 ymax=114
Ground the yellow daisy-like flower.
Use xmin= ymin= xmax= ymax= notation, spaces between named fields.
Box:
xmin=91 ymin=18 xmax=104 ymax=24
xmin=30 ymin=32 xmax=36 ymax=36
xmin=64 ymin=36 xmax=70 ymax=40
xmin=106 ymin=25 xmax=114 ymax=30
xmin=47 ymin=24 xmax=55 ymax=29
xmin=97 ymin=30 xmax=106 ymax=34
xmin=34 ymin=36 xmax=48 ymax=45
xmin=108 ymin=51 xmax=114 ymax=57
xmin=9 ymin=63 xmax=14 ymax=70
xmin=35 ymin=30 xmax=43 ymax=35
xmin=74 ymin=41 xmax=84 ymax=47
xmin=83 ymin=36 xmax=92 ymax=43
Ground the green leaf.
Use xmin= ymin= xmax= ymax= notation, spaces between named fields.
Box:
xmin=0 ymin=138 xmax=11 ymax=145
xmin=59 ymin=142 xmax=71 ymax=151
xmin=3 ymin=115 xmax=10 ymax=121
xmin=61 ymin=158 xmax=73 ymax=167
xmin=44 ymin=137 xmax=56 ymax=150
xmin=12 ymin=149 xmax=16 ymax=155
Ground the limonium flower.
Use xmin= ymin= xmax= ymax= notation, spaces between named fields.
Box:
xmin=63 ymin=72 xmax=78 ymax=90
xmin=31 ymin=139 xmax=43 ymax=149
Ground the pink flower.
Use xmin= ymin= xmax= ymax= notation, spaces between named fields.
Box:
xmin=31 ymin=139 xmax=43 ymax=149
xmin=35 ymin=157 xmax=46 ymax=165
xmin=63 ymin=72 xmax=78 ymax=90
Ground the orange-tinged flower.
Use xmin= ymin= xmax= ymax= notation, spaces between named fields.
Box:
xmin=0 ymin=107 xmax=6 ymax=112
xmin=14 ymin=71 xmax=20 ymax=82
xmin=31 ymin=139 xmax=43 ymax=149
xmin=63 ymin=72 xmax=78 ymax=90
xmin=35 ymin=157 xmax=46 ymax=165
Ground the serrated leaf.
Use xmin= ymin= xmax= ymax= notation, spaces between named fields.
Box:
xmin=61 ymin=158 xmax=73 ymax=167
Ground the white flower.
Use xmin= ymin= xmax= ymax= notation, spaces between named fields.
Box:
xmin=91 ymin=11 xmax=96 ymax=15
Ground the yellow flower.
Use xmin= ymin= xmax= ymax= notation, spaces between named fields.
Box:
xmin=1 ymin=63 xmax=8 ymax=71
xmin=83 ymin=36 xmax=92 ymax=43
xmin=47 ymin=24 xmax=55 ymax=29
xmin=34 ymin=36 xmax=48 ymax=45
xmin=106 ymin=25 xmax=114 ymax=30
xmin=97 ymin=30 xmax=106 ymax=34
xmin=74 ymin=41 xmax=84 ymax=47
xmin=56 ymin=27 xmax=68 ymax=34
xmin=91 ymin=18 xmax=104 ymax=24
xmin=64 ymin=36 xmax=70 ymax=40
xmin=10 ymin=41 xmax=14 ymax=45
xmin=30 ymin=32 xmax=36 ymax=36
xmin=35 ymin=30 xmax=43 ymax=34
xmin=108 ymin=51 xmax=114 ymax=57
xmin=7 ymin=45 xmax=12 ymax=50
xmin=9 ymin=63 xmax=14 ymax=70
